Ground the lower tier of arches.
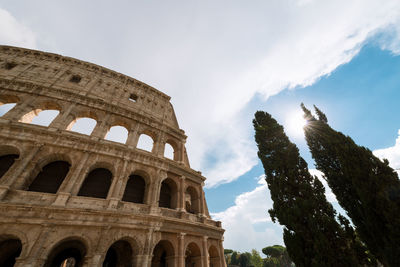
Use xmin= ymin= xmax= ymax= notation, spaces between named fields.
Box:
xmin=0 ymin=213 xmax=226 ymax=267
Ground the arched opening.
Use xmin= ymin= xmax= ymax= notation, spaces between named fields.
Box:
xmin=122 ymin=175 xmax=146 ymax=204
xmin=185 ymin=242 xmax=202 ymax=267
xmin=0 ymin=238 xmax=22 ymax=267
xmin=151 ymin=240 xmax=174 ymax=267
xmin=0 ymin=95 xmax=19 ymax=117
xmin=28 ymin=161 xmax=70 ymax=194
xmin=0 ymin=103 xmax=16 ymax=117
xmin=102 ymin=240 xmax=133 ymax=267
xmin=68 ymin=117 xmax=97 ymax=135
xmin=159 ymin=178 xmax=177 ymax=209
xmin=0 ymin=154 xmax=19 ymax=179
xmin=164 ymin=143 xmax=174 ymax=160
xmin=209 ymin=245 xmax=221 ymax=267
xmin=105 ymin=126 xmax=128 ymax=144
xmin=43 ymin=239 xmax=86 ymax=267
xmin=185 ymin=186 xmax=200 ymax=214
xmin=78 ymin=168 xmax=112 ymax=199
xmin=20 ymin=109 xmax=60 ymax=127
xmin=137 ymin=134 xmax=154 ymax=152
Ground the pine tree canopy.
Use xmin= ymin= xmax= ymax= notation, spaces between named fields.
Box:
xmin=253 ymin=111 xmax=372 ymax=267
xmin=302 ymin=104 xmax=400 ymax=267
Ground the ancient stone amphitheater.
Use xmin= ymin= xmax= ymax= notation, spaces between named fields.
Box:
xmin=0 ymin=46 xmax=226 ymax=267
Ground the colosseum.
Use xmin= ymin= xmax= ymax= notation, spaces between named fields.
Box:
xmin=0 ymin=45 xmax=226 ymax=267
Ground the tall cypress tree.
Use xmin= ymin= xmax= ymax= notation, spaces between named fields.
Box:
xmin=302 ymin=104 xmax=400 ymax=267
xmin=253 ymin=111 xmax=371 ymax=267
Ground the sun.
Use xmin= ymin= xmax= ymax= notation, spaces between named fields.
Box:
xmin=285 ymin=110 xmax=307 ymax=139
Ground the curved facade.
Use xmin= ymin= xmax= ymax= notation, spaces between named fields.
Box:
xmin=0 ymin=46 xmax=226 ymax=267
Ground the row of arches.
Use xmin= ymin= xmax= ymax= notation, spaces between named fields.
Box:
xmin=0 ymin=153 xmax=201 ymax=213
xmin=0 ymin=98 xmax=179 ymax=161
xmin=0 ymin=236 xmax=222 ymax=267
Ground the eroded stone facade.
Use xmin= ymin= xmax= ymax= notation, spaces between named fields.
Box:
xmin=0 ymin=46 xmax=226 ymax=267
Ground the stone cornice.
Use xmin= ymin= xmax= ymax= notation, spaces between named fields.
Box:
xmin=0 ymin=45 xmax=171 ymax=101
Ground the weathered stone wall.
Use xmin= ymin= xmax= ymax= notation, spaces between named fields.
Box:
xmin=0 ymin=46 xmax=226 ymax=267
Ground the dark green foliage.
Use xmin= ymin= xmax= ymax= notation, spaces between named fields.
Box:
xmin=253 ymin=111 xmax=372 ymax=267
xmin=225 ymin=249 xmax=234 ymax=254
xmin=239 ymin=252 xmax=251 ymax=267
xmin=262 ymin=245 xmax=291 ymax=267
xmin=231 ymin=251 xmax=240 ymax=265
xmin=302 ymin=104 xmax=400 ymax=267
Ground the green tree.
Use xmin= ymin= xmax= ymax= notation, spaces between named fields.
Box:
xmin=250 ymin=249 xmax=263 ymax=267
xmin=231 ymin=251 xmax=240 ymax=266
xmin=302 ymin=104 xmax=400 ymax=267
xmin=239 ymin=252 xmax=251 ymax=267
xmin=262 ymin=245 xmax=291 ymax=267
xmin=253 ymin=111 xmax=371 ymax=267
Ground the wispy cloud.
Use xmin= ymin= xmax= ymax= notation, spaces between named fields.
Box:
xmin=374 ymin=129 xmax=400 ymax=175
xmin=0 ymin=8 xmax=36 ymax=48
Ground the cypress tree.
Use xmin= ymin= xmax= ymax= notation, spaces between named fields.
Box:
xmin=302 ymin=104 xmax=400 ymax=267
xmin=253 ymin=111 xmax=371 ymax=267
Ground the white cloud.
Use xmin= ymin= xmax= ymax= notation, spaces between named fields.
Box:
xmin=3 ymin=1 xmax=400 ymax=187
xmin=212 ymin=170 xmax=339 ymax=252
xmin=0 ymin=8 xmax=36 ymax=48
xmin=211 ymin=175 xmax=283 ymax=252
xmin=373 ymin=129 xmax=400 ymax=175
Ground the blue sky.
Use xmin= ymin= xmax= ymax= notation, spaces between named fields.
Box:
xmin=1 ymin=0 xmax=400 ymax=254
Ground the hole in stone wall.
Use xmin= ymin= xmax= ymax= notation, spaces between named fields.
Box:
xmin=28 ymin=161 xmax=71 ymax=194
xmin=122 ymin=175 xmax=145 ymax=204
xmin=103 ymin=240 xmax=133 ymax=267
xmin=0 ymin=103 xmax=16 ymax=117
xmin=69 ymin=117 xmax=97 ymax=135
xmin=0 ymin=238 xmax=22 ymax=266
xmin=78 ymin=168 xmax=112 ymax=199
xmin=69 ymin=75 xmax=81 ymax=83
xmin=0 ymin=154 xmax=19 ymax=179
xmin=20 ymin=109 xmax=59 ymax=126
xmin=4 ymin=62 xmax=17 ymax=70
xmin=105 ymin=126 xmax=128 ymax=143
xmin=43 ymin=239 xmax=86 ymax=267
xmin=137 ymin=134 xmax=154 ymax=152
xmin=129 ymin=93 xmax=138 ymax=102
xmin=164 ymin=143 xmax=174 ymax=160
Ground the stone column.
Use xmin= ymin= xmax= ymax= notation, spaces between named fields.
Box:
xmin=2 ymin=98 xmax=35 ymax=121
xmin=52 ymin=152 xmax=90 ymax=206
xmin=219 ymin=239 xmax=227 ymax=267
xmin=0 ymin=145 xmax=41 ymax=199
xmin=107 ymin=159 xmax=128 ymax=210
xmin=152 ymin=132 xmax=165 ymax=157
xmin=90 ymin=114 xmax=110 ymax=140
xmin=202 ymin=236 xmax=210 ymax=267
xmin=48 ymin=103 xmax=76 ymax=131
xmin=126 ymin=123 xmax=140 ymax=148
xmin=178 ymin=232 xmax=186 ymax=267
xmin=200 ymin=182 xmax=206 ymax=216
xmin=178 ymin=175 xmax=185 ymax=212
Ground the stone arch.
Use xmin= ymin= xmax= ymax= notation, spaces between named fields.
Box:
xmin=18 ymin=101 xmax=61 ymax=126
xmin=122 ymin=172 xmax=147 ymax=204
xmin=151 ymin=240 xmax=175 ymax=267
xmin=66 ymin=115 xmax=98 ymax=135
xmin=208 ymin=245 xmax=221 ymax=267
xmin=27 ymin=154 xmax=71 ymax=194
xmin=105 ymin=125 xmax=129 ymax=144
xmin=185 ymin=242 xmax=202 ymax=267
xmin=0 ymin=145 xmax=20 ymax=180
xmin=102 ymin=239 xmax=134 ymax=267
xmin=164 ymin=138 xmax=179 ymax=161
xmin=137 ymin=128 xmax=157 ymax=152
xmin=43 ymin=237 xmax=88 ymax=267
xmin=78 ymin=166 xmax=113 ymax=199
xmin=185 ymin=186 xmax=200 ymax=214
xmin=159 ymin=178 xmax=178 ymax=209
